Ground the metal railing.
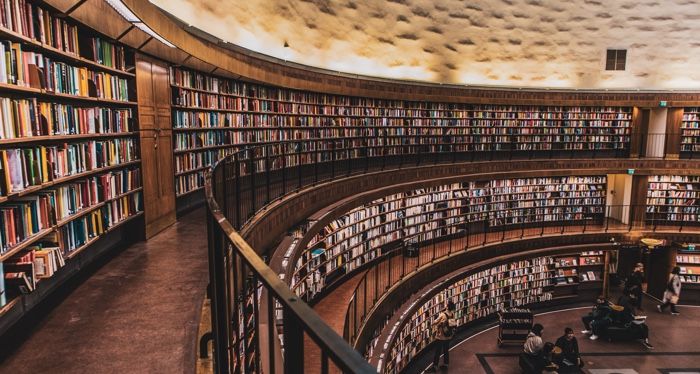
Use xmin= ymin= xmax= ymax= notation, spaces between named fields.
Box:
xmin=204 ymin=132 xmax=693 ymax=373
xmin=342 ymin=204 xmax=698 ymax=347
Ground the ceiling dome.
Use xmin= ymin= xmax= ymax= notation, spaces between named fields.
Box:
xmin=151 ymin=0 xmax=700 ymax=90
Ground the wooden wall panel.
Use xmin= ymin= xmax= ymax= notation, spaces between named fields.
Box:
xmin=629 ymin=175 xmax=649 ymax=228
xmin=665 ymin=108 xmax=684 ymax=159
xmin=136 ymin=54 xmax=176 ymax=238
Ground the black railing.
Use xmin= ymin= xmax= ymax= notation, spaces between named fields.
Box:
xmin=341 ymin=204 xmax=697 ymax=348
xmin=204 ymin=132 xmax=691 ymax=373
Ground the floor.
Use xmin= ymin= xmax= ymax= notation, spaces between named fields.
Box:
xmin=0 ymin=209 xmax=209 ymax=374
xmin=409 ymin=296 xmax=700 ymax=374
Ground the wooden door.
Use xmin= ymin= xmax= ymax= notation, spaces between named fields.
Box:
xmin=136 ymin=54 xmax=176 ymax=238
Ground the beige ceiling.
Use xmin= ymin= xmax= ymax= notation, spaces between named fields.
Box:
xmin=150 ymin=0 xmax=700 ymax=89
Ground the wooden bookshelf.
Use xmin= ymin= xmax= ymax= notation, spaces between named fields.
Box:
xmin=646 ymin=175 xmax=700 ymax=224
xmin=681 ymin=108 xmax=700 ymax=155
xmin=382 ymin=250 xmax=604 ymax=374
xmin=169 ymin=66 xmax=635 ymax=203
xmin=291 ymin=176 xmax=607 ymax=301
xmin=0 ymin=0 xmax=143 ymax=312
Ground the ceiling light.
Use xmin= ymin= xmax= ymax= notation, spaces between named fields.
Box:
xmin=134 ymin=22 xmax=176 ymax=48
xmin=104 ymin=0 xmax=139 ymax=22
xmin=104 ymin=0 xmax=175 ymax=48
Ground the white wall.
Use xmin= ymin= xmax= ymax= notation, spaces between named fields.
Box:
xmin=606 ymin=174 xmax=633 ymax=224
xmin=646 ymin=108 xmax=668 ymax=158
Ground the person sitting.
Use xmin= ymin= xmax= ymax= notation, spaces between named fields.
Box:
xmin=554 ymin=327 xmax=583 ymax=370
xmin=581 ymin=295 xmax=611 ymax=335
xmin=587 ymin=293 xmax=654 ymax=349
xmin=524 ymin=323 xmax=545 ymax=357
xmin=520 ymin=324 xmax=559 ymax=373
xmin=540 ymin=342 xmax=560 ymax=373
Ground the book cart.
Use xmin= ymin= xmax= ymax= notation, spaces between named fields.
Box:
xmin=497 ymin=308 xmax=533 ymax=347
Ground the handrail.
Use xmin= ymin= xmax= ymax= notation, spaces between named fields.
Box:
xmin=204 ymin=131 xmax=695 ymax=373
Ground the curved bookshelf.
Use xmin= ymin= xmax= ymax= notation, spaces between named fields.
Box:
xmin=290 ymin=175 xmax=607 ymax=301
xmin=0 ymin=0 xmax=142 ymax=323
xmin=381 ymin=250 xmax=605 ymax=374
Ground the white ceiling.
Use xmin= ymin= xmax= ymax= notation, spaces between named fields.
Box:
xmin=151 ymin=0 xmax=700 ymax=89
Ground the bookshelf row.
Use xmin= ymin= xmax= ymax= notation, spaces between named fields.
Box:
xmin=675 ymin=249 xmax=700 ymax=284
xmin=291 ymin=176 xmax=607 ymax=300
xmin=382 ymin=251 xmax=604 ymax=374
xmin=0 ymin=0 xmax=142 ymax=313
xmin=169 ymin=66 xmax=634 ymax=197
xmin=681 ymin=108 xmax=700 ymax=153
xmin=646 ymin=175 xmax=700 ymax=223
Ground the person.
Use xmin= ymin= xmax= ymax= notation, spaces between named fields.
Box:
xmin=625 ymin=263 xmax=645 ymax=312
xmin=540 ymin=342 xmax=559 ymax=373
xmin=657 ymin=266 xmax=682 ymax=315
xmin=427 ymin=301 xmax=456 ymax=372
xmin=581 ymin=295 xmax=611 ymax=334
xmin=524 ymin=323 xmax=545 ymax=356
xmin=555 ymin=327 xmax=583 ymax=369
xmin=591 ymin=294 xmax=654 ymax=349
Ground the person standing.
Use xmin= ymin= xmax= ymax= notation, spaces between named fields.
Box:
xmin=427 ymin=301 xmax=456 ymax=372
xmin=625 ymin=263 xmax=645 ymax=312
xmin=657 ymin=266 xmax=682 ymax=315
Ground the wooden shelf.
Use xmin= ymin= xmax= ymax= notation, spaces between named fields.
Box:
xmin=0 ymin=160 xmax=141 ymax=204
xmin=66 ymin=211 xmax=144 ymax=260
xmin=0 ymin=26 xmax=135 ymax=78
xmin=0 ymin=297 xmax=20 ymax=319
xmin=0 ymin=227 xmax=55 ymax=262
xmin=0 ymin=83 xmax=136 ymax=105
xmin=0 ymin=132 xmax=138 ymax=146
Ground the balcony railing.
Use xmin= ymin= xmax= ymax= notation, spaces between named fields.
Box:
xmin=205 ymin=132 xmax=693 ymax=373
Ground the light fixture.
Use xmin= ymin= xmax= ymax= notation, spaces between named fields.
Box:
xmin=104 ymin=0 xmax=175 ymax=48
xmin=104 ymin=0 xmax=139 ymax=22
xmin=134 ymin=22 xmax=176 ymax=48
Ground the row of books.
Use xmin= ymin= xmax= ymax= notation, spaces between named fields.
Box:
xmin=0 ymin=0 xmax=79 ymax=55
xmin=171 ymin=109 xmax=633 ymax=131
xmin=169 ymin=69 xmax=634 ymax=116
xmin=0 ymin=1 xmax=130 ymax=72
xmin=384 ymin=256 xmax=558 ymax=374
xmin=682 ymin=108 xmax=700 ymax=153
xmin=647 ymin=176 xmax=700 ymax=222
xmin=0 ymin=168 xmax=139 ymax=253
xmin=303 ymin=176 xmax=605 ymax=262
xmin=1 ymin=231 xmax=65 ymax=307
xmin=0 ymin=138 xmax=138 ymax=195
xmin=0 ymin=41 xmax=130 ymax=101
xmin=59 ymin=192 xmax=141 ymax=253
xmin=0 ymin=97 xmax=133 ymax=139
xmin=383 ymin=252 xmax=604 ymax=372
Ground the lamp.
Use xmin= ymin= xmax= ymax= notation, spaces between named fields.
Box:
xmin=104 ymin=0 xmax=176 ymax=48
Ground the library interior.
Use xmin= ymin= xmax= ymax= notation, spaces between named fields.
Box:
xmin=1 ymin=1 xmax=700 ymax=373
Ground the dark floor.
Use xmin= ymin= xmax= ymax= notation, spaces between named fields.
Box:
xmin=0 ymin=209 xmax=209 ymax=374
xmin=414 ymin=298 xmax=700 ymax=374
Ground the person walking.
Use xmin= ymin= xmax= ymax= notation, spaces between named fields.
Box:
xmin=427 ymin=301 xmax=456 ymax=372
xmin=625 ymin=263 xmax=645 ymax=312
xmin=657 ymin=266 xmax=682 ymax=315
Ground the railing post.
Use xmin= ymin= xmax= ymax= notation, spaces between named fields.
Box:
xmin=314 ymin=140 xmax=319 ymax=185
xmin=234 ymin=154 xmax=241 ymax=229
xmin=331 ymin=140 xmax=336 ymax=179
xmin=281 ymin=144 xmax=287 ymax=195
xmin=265 ymin=145 xmax=271 ymax=205
xmin=283 ymin=306 xmax=305 ymax=374
xmin=298 ymin=145 xmax=303 ymax=190
xmin=267 ymin=292 xmax=276 ymax=374
xmin=206 ymin=216 xmax=230 ymax=374
xmin=250 ymin=150 xmax=256 ymax=217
